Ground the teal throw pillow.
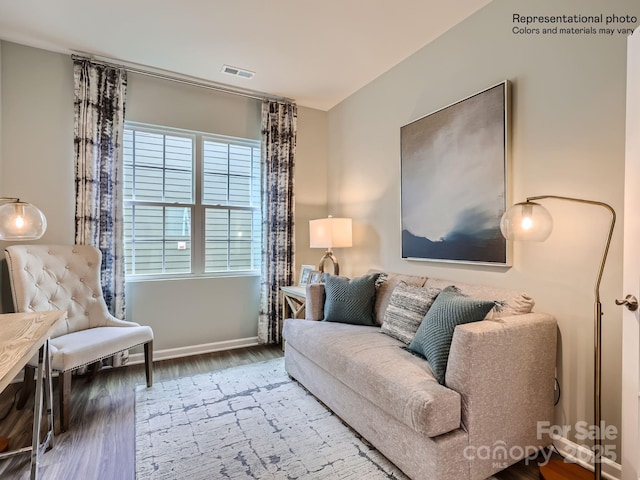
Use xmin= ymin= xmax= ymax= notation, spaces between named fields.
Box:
xmin=323 ymin=273 xmax=380 ymax=326
xmin=408 ymin=286 xmax=495 ymax=384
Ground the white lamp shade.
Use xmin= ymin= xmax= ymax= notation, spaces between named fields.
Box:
xmin=309 ymin=217 xmax=352 ymax=249
xmin=0 ymin=201 xmax=47 ymax=240
xmin=500 ymin=201 xmax=553 ymax=242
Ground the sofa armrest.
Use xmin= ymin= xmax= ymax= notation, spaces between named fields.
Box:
xmin=305 ymin=283 xmax=325 ymax=320
xmin=445 ymin=313 xmax=556 ymax=476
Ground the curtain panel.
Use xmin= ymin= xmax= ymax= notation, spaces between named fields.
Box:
xmin=73 ymin=59 xmax=127 ymax=320
xmin=258 ymin=100 xmax=297 ymax=344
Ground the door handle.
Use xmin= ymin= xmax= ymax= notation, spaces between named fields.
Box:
xmin=615 ymin=294 xmax=639 ymax=311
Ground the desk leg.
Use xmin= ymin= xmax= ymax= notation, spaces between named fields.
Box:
xmin=30 ymin=342 xmax=45 ymax=479
xmin=29 ymin=339 xmax=53 ymax=480
xmin=44 ymin=340 xmax=54 ymax=450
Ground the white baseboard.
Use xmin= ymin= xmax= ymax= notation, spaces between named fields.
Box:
xmin=128 ymin=336 xmax=260 ymax=364
xmin=551 ymin=434 xmax=622 ymax=480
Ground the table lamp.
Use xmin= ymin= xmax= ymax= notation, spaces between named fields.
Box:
xmin=500 ymin=195 xmax=616 ymax=480
xmin=309 ymin=216 xmax=352 ymax=275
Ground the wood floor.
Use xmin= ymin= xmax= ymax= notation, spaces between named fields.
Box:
xmin=0 ymin=345 xmax=542 ymax=480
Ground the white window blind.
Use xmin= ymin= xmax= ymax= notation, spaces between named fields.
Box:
xmin=123 ymin=123 xmax=261 ymax=277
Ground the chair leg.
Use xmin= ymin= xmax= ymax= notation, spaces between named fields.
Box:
xmin=17 ymin=365 xmax=36 ymax=410
xmin=144 ymin=341 xmax=153 ymax=387
xmin=58 ymin=371 xmax=72 ymax=433
xmin=86 ymin=361 xmax=102 ymax=382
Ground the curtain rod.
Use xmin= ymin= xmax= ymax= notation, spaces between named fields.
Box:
xmin=71 ymin=54 xmax=294 ymax=104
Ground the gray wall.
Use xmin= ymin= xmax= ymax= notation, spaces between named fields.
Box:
xmin=326 ymin=0 xmax=637 ymax=456
xmin=0 ymin=45 xmax=2 ymax=208
xmin=295 ymin=106 xmax=329 ymax=271
xmin=0 ymin=43 xmax=75 ymax=245
xmin=0 ymin=41 xmax=328 ymax=352
xmin=0 ymin=43 xmax=75 ymax=310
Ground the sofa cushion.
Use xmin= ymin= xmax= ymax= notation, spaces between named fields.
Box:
xmin=283 ymin=319 xmax=461 ymax=437
xmin=409 ymin=287 xmax=496 ymax=384
xmin=323 ymin=273 xmax=380 ymax=325
xmin=380 ymin=283 xmax=441 ymax=344
xmin=370 ymin=271 xmax=428 ymax=325
xmin=423 ymin=278 xmax=534 ymax=320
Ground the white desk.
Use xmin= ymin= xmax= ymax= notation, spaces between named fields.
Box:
xmin=0 ymin=311 xmax=66 ymax=479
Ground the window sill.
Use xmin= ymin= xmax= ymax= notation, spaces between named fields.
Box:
xmin=125 ymin=271 xmax=260 ymax=283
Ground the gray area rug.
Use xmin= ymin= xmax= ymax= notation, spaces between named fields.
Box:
xmin=135 ymin=358 xmax=409 ymax=479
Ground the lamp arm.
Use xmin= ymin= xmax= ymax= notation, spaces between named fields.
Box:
xmin=526 ymin=195 xmax=616 ymax=304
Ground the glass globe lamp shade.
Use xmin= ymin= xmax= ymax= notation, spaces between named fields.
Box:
xmin=500 ymin=201 xmax=553 ymax=242
xmin=0 ymin=201 xmax=47 ymax=240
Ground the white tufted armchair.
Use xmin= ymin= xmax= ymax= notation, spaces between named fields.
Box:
xmin=4 ymin=244 xmax=153 ymax=432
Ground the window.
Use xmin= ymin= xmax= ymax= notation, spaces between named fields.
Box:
xmin=123 ymin=123 xmax=261 ymax=277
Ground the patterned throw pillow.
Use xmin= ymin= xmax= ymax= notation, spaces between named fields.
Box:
xmin=323 ymin=273 xmax=381 ymax=326
xmin=371 ymin=271 xmax=427 ymax=325
xmin=408 ymin=286 xmax=495 ymax=384
xmin=380 ymin=283 xmax=441 ymax=344
xmin=422 ymin=278 xmax=534 ymax=319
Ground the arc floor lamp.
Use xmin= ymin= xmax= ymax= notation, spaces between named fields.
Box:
xmin=0 ymin=197 xmax=47 ymax=453
xmin=501 ymin=195 xmax=621 ymax=480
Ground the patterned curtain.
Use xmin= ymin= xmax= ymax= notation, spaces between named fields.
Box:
xmin=258 ymin=100 xmax=297 ymax=344
xmin=73 ymin=58 xmax=127 ymax=320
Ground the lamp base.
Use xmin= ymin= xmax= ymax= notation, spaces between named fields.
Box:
xmin=539 ymin=459 xmax=594 ymax=479
xmin=318 ymin=250 xmax=340 ymax=276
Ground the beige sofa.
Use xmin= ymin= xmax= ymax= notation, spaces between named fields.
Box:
xmin=283 ymin=272 xmax=557 ymax=480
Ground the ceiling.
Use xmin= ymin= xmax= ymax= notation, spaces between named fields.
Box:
xmin=0 ymin=0 xmax=492 ymax=111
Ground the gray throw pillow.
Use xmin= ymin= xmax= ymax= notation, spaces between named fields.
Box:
xmin=408 ymin=286 xmax=495 ymax=384
xmin=323 ymin=273 xmax=381 ymax=326
xmin=381 ymin=283 xmax=441 ymax=344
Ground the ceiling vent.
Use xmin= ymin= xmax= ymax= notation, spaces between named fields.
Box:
xmin=221 ymin=65 xmax=255 ymax=79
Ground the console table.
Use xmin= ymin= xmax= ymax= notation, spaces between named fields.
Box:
xmin=280 ymin=285 xmax=307 ymax=350
xmin=281 ymin=285 xmax=307 ymax=320
xmin=0 ymin=311 xmax=66 ymax=479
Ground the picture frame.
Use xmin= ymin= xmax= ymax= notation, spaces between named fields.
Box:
xmin=400 ymin=80 xmax=511 ymax=266
xmin=298 ymin=265 xmax=315 ymax=286
xmin=309 ymin=270 xmax=323 ymax=284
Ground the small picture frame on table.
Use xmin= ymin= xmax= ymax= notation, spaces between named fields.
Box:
xmin=309 ymin=270 xmax=323 ymax=284
xmin=298 ymin=265 xmax=315 ymax=286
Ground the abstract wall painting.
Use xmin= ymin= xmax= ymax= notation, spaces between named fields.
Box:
xmin=401 ymin=81 xmax=511 ymax=266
